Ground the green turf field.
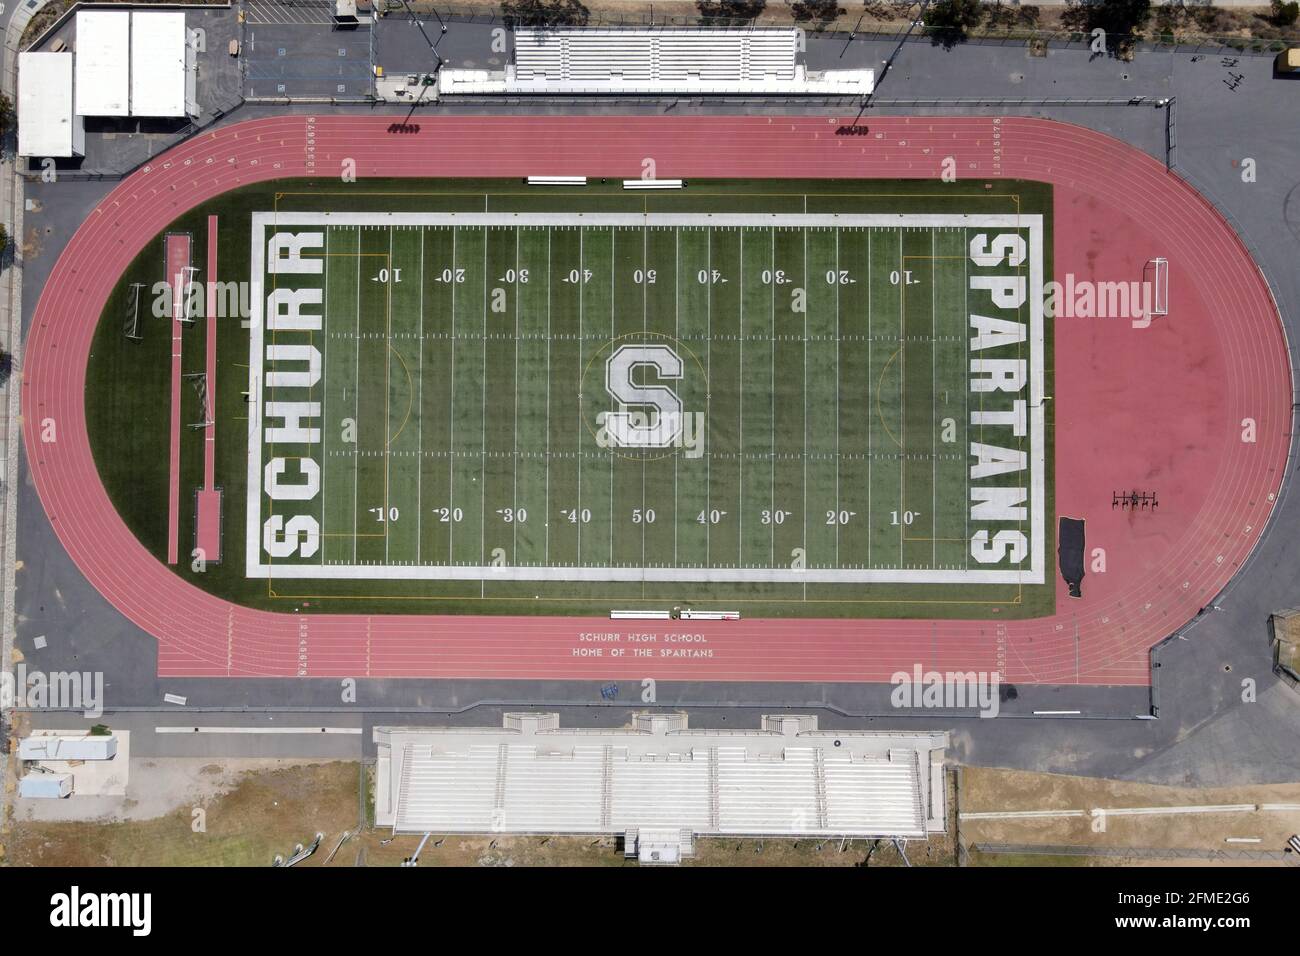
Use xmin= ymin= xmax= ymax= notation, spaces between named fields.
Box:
xmin=88 ymin=178 xmax=1055 ymax=618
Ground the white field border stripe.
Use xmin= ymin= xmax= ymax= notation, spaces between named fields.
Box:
xmin=247 ymin=212 xmax=1045 ymax=586
xmin=246 ymin=220 xmax=266 ymax=576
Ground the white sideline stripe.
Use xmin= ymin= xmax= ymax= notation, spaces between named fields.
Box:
xmin=247 ymin=212 xmax=1044 ymax=586
xmin=155 ymin=726 xmax=363 ymax=735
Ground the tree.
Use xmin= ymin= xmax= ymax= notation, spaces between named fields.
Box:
xmin=925 ymin=0 xmax=984 ymax=48
xmin=1062 ymin=0 xmax=1153 ymax=58
xmin=986 ymin=1 xmax=1040 ymax=32
xmin=1271 ymin=0 xmax=1299 ymax=27
xmin=0 ymin=94 xmax=13 ymax=137
xmin=697 ymin=0 xmax=767 ymax=23
xmin=501 ymin=0 xmax=590 ymax=28
xmin=789 ymin=0 xmax=843 ymax=27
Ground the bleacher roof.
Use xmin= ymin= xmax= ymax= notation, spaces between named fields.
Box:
xmin=438 ymin=27 xmax=872 ymax=96
xmin=374 ymin=714 xmax=946 ymax=841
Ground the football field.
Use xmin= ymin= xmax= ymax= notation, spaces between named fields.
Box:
xmin=248 ymin=210 xmax=1046 ymax=589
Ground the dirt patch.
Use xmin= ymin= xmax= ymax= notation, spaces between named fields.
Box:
xmin=959 ymin=767 xmax=1300 ymax=859
xmin=6 ymin=760 xmax=962 ymax=866
xmin=5 ymin=761 xmax=358 ymax=866
xmin=22 ymin=227 xmax=44 ymax=262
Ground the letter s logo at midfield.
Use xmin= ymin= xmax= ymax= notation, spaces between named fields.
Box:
xmin=602 ymin=344 xmax=684 ymax=448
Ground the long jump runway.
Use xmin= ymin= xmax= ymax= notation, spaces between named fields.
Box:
xmin=21 ymin=115 xmax=1291 ymax=684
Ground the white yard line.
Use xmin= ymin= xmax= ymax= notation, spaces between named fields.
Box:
xmin=416 ymin=227 xmax=425 ymax=564
xmin=577 ymin=227 xmax=585 ymax=563
xmin=835 ymin=227 xmax=841 ymax=566
xmin=802 ymin=228 xmax=808 ymax=582
xmin=352 ymin=227 xmax=361 ymax=564
xmin=640 ymin=225 xmax=648 ymax=570
xmin=705 ymin=228 xmax=712 ymax=567
xmin=545 ymin=227 xmax=553 ymax=565
xmin=738 ymin=227 xmax=745 ymax=566
xmin=448 ymin=227 xmax=457 ymax=563
xmin=770 ymin=227 xmax=776 ymax=566
xmin=867 ymin=228 xmax=873 ymax=568
xmin=609 ymin=228 xmax=615 ymax=565
xmin=481 ymin=226 xmax=489 ymax=569
xmin=385 ymin=228 xmax=393 ymax=565
xmin=512 ymin=228 xmax=520 ymax=560
xmin=673 ymin=227 xmax=679 ymax=568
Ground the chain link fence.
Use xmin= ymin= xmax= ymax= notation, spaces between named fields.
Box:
xmin=413 ymin=6 xmax=1295 ymax=57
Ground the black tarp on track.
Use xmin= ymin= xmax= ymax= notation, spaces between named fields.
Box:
xmin=1058 ymin=517 xmax=1085 ymax=598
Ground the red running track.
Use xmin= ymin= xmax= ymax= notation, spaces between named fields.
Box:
xmin=164 ymin=231 xmax=191 ymax=566
xmin=195 ymin=215 xmax=222 ymax=564
xmin=21 ymin=115 xmax=1291 ymax=684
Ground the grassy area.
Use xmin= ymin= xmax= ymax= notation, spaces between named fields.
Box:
xmin=4 ymin=763 xmax=360 ymax=867
xmin=86 ymin=176 xmax=1053 ymax=619
xmin=5 ymin=760 xmax=957 ymax=867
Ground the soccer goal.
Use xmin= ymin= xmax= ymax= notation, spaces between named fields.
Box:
xmin=1145 ymin=257 xmax=1169 ymax=316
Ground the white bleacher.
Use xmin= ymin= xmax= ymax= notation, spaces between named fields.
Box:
xmin=609 ymin=750 xmax=712 ymax=831
xmin=716 ymin=746 xmax=820 ymax=834
xmin=823 ymin=751 xmax=926 ymax=835
xmin=375 ymin=714 xmax=945 ymax=851
xmin=438 ymin=27 xmax=872 ymax=97
xmin=394 ymin=744 xmax=500 ymax=832
xmin=501 ymin=745 xmax=605 ymax=831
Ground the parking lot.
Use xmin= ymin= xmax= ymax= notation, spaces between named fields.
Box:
xmin=243 ymin=23 xmax=373 ymax=99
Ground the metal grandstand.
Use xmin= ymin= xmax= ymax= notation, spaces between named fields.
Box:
xmin=374 ymin=714 xmax=947 ymax=863
xmin=438 ymin=27 xmax=873 ymax=96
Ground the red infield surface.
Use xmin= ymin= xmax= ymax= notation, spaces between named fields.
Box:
xmin=21 ymin=116 xmax=1291 ymax=683
xmin=195 ymin=214 xmax=222 ymax=564
xmin=164 ymin=231 xmax=191 ymax=566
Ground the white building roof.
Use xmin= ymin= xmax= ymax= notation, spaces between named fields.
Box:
xmin=131 ymin=11 xmax=189 ymax=118
xmin=74 ymin=10 xmax=130 ymax=117
xmin=374 ymin=714 xmax=946 ymax=847
xmin=18 ymin=734 xmax=118 ymax=761
xmin=18 ymin=52 xmax=81 ymax=157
